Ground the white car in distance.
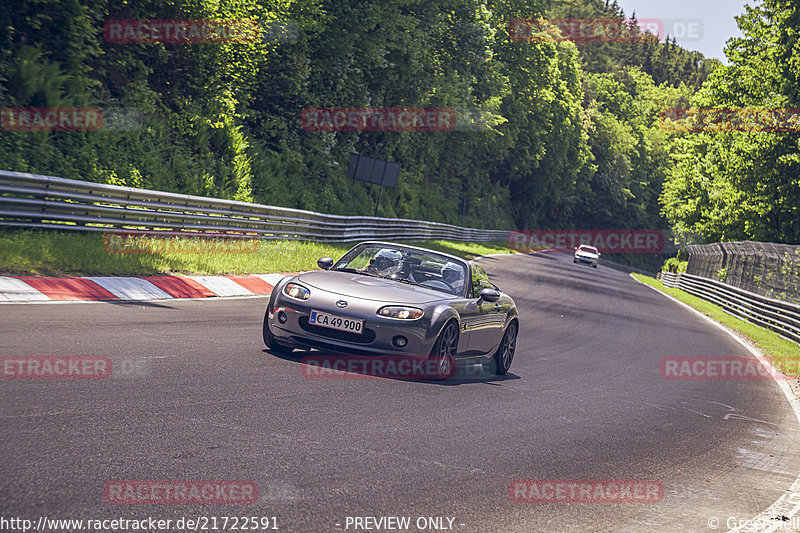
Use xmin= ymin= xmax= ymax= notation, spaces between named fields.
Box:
xmin=574 ymin=244 xmax=600 ymax=268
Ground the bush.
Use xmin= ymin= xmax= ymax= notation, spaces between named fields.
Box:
xmin=662 ymin=256 xmax=687 ymax=273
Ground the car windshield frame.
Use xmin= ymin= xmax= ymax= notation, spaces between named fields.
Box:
xmin=578 ymin=245 xmax=598 ymax=254
xmin=331 ymin=243 xmax=470 ymax=297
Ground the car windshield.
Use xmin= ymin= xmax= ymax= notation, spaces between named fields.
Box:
xmin=333 ymin=243 xmax=468 ymax=296
xmin=578 ymin=245 xmax=598 ymax=254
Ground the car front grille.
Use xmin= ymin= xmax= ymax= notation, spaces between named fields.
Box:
xmin=298 ymin=317 xmax=377 ymax=344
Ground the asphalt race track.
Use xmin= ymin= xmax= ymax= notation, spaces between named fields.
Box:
xmin=2 ymin=252 xmax=799 ymax=532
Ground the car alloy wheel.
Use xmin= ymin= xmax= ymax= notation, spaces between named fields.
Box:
xmin=495 ymin=321 xmax=517 ymax=375
xmin=430 ymin=321 xmax=458 ymax=380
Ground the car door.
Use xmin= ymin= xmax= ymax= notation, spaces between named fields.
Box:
xmin=463 ymin=264 xmax=506 ymax=355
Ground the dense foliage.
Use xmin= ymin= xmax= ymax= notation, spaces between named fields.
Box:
xmin=660 ymin=0 xmax=800 ymax=244
xmin=3 ymin=0 xmax=792 ymax=244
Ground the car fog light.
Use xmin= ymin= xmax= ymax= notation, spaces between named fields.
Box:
xmin=278 ymin=311 xmax=288 ymax=324
xmin=393 ymin=336 xmax=408 ymax=348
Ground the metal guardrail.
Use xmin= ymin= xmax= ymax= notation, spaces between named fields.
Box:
xmin=687 ymin=241 xmax=800 ymax=306
xmin=0 ymin=170 xmax=510 ymax=242
xmin=658 ymin=271 xmax=800 ymax=344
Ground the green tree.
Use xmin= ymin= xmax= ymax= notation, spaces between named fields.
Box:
xmin=660 ymin=0 xmax=800 ymax=244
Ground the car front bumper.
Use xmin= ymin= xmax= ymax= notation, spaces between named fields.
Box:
xmin=575 ymin=255 xmax=598 ymax=265
xmin=268 ymin=296 xmax=438 ymax=357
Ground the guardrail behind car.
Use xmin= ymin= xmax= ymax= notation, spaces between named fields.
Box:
xmin=0 ymin=170 xmax=509 ymax=242
xmin=657 ymin=271 xmax=800 ymax=345
xmin=686 ymin=241 xmax=800 ymax=305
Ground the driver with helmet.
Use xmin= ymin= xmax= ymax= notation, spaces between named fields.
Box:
xmin=441 ymin=262 xmax=465 ymax=294
xmin=365 ymin=248 xmax=403 ymax=277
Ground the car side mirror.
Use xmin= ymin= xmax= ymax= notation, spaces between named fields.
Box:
xmin=598 ymin=252 xmax=602 ymax=256
xmin=478 ymin=288 xmax=501 ymax=303
xmin=317 ymin=257 xmax=334 ymax=270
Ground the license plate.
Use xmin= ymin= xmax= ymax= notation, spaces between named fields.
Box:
xmin=309 ymin=310 xmax=364 ymax=333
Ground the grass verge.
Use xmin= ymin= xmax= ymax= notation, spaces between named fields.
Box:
xmin=0 ymin=229 xmax=515 ymax=277
xmin=632 ymin=273 xmax=800 ymax=377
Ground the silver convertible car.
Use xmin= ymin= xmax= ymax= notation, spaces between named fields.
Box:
xmin=262 ymin=241 xmax=519 ymax=379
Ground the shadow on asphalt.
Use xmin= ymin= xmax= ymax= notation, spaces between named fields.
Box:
xmin=529 ymin=271 xmax=651 ymax=301
xmin=262 ymin=349 xmax=521 ymax=386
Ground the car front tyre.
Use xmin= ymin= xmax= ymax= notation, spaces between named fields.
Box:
xmin=494 ymin=320 xmax=518 ymax=375
xmin=429 ymin=321 xmax=458 ymax=380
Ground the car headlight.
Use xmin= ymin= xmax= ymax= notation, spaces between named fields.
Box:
xmin=283 ymin=283 xmax=310 ymax=300
xmin=377 ymin=306 xmax=423 ymax=320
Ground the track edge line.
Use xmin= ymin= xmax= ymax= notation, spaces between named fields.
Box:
xmin=630 ymin=273 xmax=800 ymax=533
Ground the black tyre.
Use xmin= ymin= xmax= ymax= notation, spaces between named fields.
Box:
xmin=493 ymin=320 xmax=518 ymax=375
xmin=429 ymin=321 xmax=458 ymax=380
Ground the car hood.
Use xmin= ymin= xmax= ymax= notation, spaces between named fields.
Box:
xmin=576 ymin=252 xmax=598 ymax=259
xmin=294 ymin=270 xmax=456 ymax=304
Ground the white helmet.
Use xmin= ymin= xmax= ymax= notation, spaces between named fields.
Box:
xmin=441 ymin=262 xmax=463 ymax=285
xmin=372 ymin=249 xmax=402 ymax=275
